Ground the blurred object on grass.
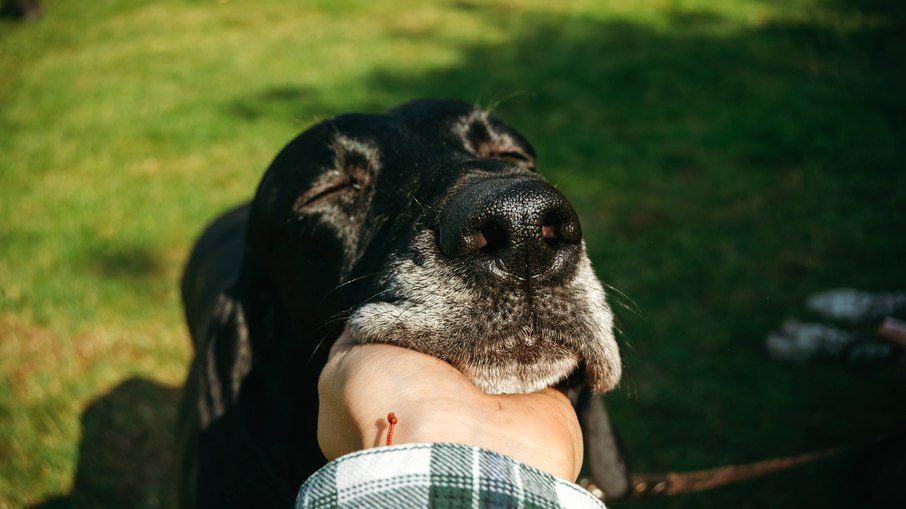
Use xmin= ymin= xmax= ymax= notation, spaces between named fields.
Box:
xmin=766 ymin=289 xmax=906 ymax=363
xmin=878 ymin=317 xmax=906 ymax=348
xmin=0 ymin=0 xmax=41 ymax=21
xmin=806 ymin=289 xmax=906 ymax=324
xmin=765 ymin=319 xmax=890 ymax=362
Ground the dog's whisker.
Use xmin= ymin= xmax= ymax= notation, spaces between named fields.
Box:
xmin=482 ymin=91 xmax=534 ymax=114
xmin=392 ymin=299 xmax=421 ymax=323
xmin=307 ymin=329 xmax=342 ymax=366
xmin=353 ymin=288 xmax=397 ymax=307
xmin=568 ymin=278 xmax=642 ymax=317
xmin=326 ymin=271 xmax=381 ymax=297
xmin=320 ymin=289 xmax=397 ymax=329
xmin=601 ymin=283 xmax=642 ymax=317
xmin=410 ymin=195 xmax=432 ymax=212
xmin=326 ymin=308 xmax=353 ymax=322
xmin=306 ymin=307 xmax=367 ymax=362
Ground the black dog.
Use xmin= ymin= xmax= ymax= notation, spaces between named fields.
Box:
xmin=179 ymin=99 xmax=625 ymax=508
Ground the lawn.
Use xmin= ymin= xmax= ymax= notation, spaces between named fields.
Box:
xmin=1 ymin=0 xmax=905 ymax=507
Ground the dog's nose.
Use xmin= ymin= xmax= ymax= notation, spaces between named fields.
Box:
xmin=439 ymin=176 xmax=582 ymax=279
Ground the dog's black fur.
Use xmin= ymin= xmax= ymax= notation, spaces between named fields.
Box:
xmin=179 ymin=99 xmax=625 ymax=508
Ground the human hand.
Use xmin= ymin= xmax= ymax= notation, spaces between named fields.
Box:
xmin=317 ymin=327 xmax=583 ymax=480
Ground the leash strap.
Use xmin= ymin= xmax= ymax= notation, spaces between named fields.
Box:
xmin=629 ymin=443 xmax=854 ymax=496
xmin=580 ymin=434 xmax=888 ymax=500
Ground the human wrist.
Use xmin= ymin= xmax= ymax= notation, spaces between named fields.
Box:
xmin=318 ymin=341 xmax=581 ymax=480
xmin=354 ymin=388 xmax=580 ymax=481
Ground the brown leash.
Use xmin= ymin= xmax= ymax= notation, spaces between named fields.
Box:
xmin=579 ymin=434 xmax=890 ymax=500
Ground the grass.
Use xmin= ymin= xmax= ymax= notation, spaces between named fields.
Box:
xmin=1 ymin=0 xmax=905 ymax=507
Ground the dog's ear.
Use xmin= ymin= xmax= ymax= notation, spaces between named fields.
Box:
xmin=195 ymin=291 xmax=253 ymax=430
xmin=575 ymin=388 xmax=631 ymax=500
xmin=178 ymin=289 xmax=254 ymax=507
xmin=456 ymin=111 xmax=536 ymax=170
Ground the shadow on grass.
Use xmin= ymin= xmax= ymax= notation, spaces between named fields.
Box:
xmin=87 ymin=243 xmax=166 ymax=281
xmin=31 ymin=378 xmax=180 ymax=509
xmin=228 ymin=84 xmax=324 ymax=123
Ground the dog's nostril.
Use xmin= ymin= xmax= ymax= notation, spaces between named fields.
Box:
xmin=540 ymin=211 xmax=580 ymax=248
xmin=543 ymin=210 xmax=581 ymax=245
xmin=474 ymin=230 xmax=488 ymax=250
xmin=478 ymin=221 xmax=507 ymax=254
xmin=541 ymin=211 xmax=561 ymax=247
xmin=541 ymin=225 xmax=557 ymax=247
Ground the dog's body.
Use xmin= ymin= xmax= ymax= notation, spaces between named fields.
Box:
xmin=179 ymin=99 xmax=626 ymax=508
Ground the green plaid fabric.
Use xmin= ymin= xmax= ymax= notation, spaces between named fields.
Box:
xmin=296 ymin=443 xmax=606 ymax=508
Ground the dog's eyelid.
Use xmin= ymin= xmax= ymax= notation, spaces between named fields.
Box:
xmin=332 ymin=135 xmax=380 ymax=181
xmin=496 ymin=150 xmax=532 ymax=163
xmin=293 ymin=174 xmax=355 ymax=211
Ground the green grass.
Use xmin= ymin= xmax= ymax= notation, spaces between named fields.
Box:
xmin=2 ymin=0 xmax=905 ymax=507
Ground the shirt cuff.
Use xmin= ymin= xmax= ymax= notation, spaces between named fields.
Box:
xmin=296 ymin=442 xmax=606 ymax=508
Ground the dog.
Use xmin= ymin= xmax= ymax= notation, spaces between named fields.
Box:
xmin=179 ymin=99 xmax=626 ymax=508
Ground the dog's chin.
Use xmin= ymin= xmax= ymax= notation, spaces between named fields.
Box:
xmin=456 ymin=355 xmax=580 ymax=395
xmin=345 ymin=312 xmax=594 ymax=395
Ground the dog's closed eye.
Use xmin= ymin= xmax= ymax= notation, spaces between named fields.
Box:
xmin=457 ymin=114 xmax=535 ymax=170
xmin=293 ymin=170 xmax=359 ymax=210
xmin=293 ymin=136 xmax=379 ymax=212
xmin=494 ymin=150 xmax=533 ymax=165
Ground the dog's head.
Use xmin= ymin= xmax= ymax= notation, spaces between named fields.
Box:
xmin=244 ymin=99 xmax=621 ymax=394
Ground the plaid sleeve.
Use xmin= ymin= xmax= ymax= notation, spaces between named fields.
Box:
xmin=296 ymin=442 xmax=606 ymax=508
